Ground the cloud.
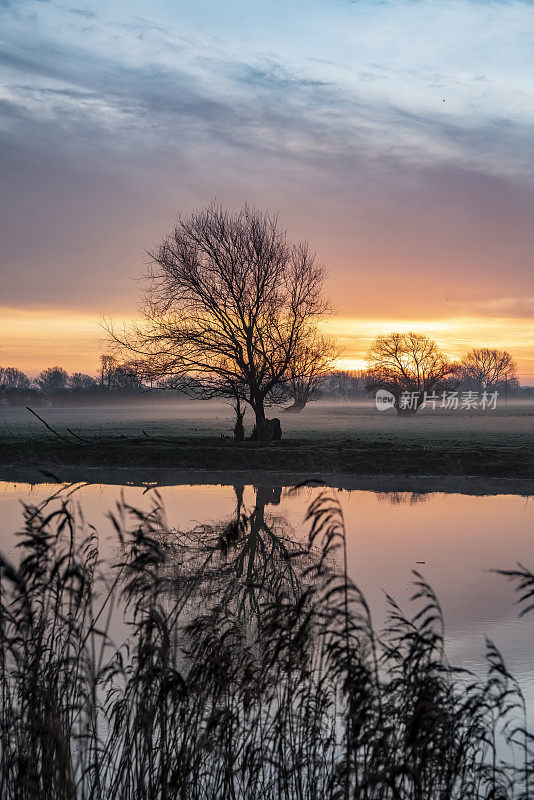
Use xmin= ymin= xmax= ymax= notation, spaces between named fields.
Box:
xmin=64 ymin=6 xmax=96 ymax=18
xmin=1 ymin=0 xmax=534 ymax=183
xmin=469 ymin=296 xmax=534 ymax=318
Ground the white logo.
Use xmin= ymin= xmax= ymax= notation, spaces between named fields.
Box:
xmin=375 ymin=389 xmax=395 ymax=411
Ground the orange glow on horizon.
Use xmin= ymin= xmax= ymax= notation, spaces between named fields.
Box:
xmin=0 ymin=306 xmax=533 ymax=383
xmin=323 ymin=316 xmax=534 ymax=382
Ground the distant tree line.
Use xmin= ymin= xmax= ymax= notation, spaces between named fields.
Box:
xmin=1 ymin=346 xmax=529 ymax=409
xmin=0 ymin=356 xmax=151 ymax=406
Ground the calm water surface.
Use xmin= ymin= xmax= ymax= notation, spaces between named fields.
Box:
xmin=1 ymin=476 xmax=534 ymax=707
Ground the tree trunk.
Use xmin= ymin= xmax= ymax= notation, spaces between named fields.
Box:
xmin=249 ymin=397 xmax=265 ymax=440
xmin=253 ymin=397 xmax=266 ymax=427
xmin=395 ymin=406 xmax=418 ymax=416
xmin=284 ymin=399 xmax=307 ymax=413
xmin=249 ymin=397 xmax=282 ymax=441
xmin=233 ymin=398 xmax=245 ymax=441
xmin=394 ymin=393 xmax=424 ymax=415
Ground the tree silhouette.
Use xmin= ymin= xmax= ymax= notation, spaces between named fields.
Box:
xmin=284 ymin=332 xmax=339 ymax=412
xmin=36 ymin=366 xmax=69 ymax=393
xmin=461 ymin=348 xmax=518 ymax=392
xmin=0 ymin=367 xmax=31 ymax=391
xmin=107 ymin=204 xmax=332 ymax=439
xmin=366 ymin=332 xmax=458 ymax=414
xmin=69 ymin=372 xmax=97 ymax=391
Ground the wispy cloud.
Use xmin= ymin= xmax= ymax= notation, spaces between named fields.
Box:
xmin=1 ymin=0 xmax=534 ymax=180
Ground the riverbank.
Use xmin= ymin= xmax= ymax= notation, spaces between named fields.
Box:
xmin=3 ymin=431 xmax=533 ymax=479
xmin=2 ymin=400 xmax=533 ymax=479
xmin=2 ymin=463 xmax=534 ymax=497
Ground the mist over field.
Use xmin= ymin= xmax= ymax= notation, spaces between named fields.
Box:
xmin=3 ymin=396 xmax=534 ymax=439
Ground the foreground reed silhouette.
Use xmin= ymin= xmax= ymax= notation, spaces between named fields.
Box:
xmin=0 ymin=484 xmax=532 ymax=799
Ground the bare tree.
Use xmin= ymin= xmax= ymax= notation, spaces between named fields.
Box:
xmin=366 ymin=332 xmax=458 ymax=414
xmin=460 ymin=348 xmax=518 ymax=392
xmin=112 ymin=362 xmax=144 ymax=391
xmin=36 ymin=366 xmax=69 ymax=394
xmin=69 ymin=372 xmax=97 ymax=391
xmin=321 ymin=370 xmax=367 ymax=399
xmin=0 ymin=367 xmax=31 ymax=391
xmin=108 ymin=204 xmax=331 ymax=439
xmin=284 ymin=333 xmax=339 ymax=412
xmin=99 ymin=354 xmax=143 ymax=391
xmin=100 ymin=354 xmax=117 ymax=389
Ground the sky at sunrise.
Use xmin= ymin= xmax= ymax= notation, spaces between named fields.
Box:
xmin=1 ymin=0 xmax=533 ymax=380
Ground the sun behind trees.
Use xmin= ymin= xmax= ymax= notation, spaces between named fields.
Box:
xmin=366 ymin=331 xmax=458 ymax=414
xmin=108 ymin=204 xmax=336 ymax=440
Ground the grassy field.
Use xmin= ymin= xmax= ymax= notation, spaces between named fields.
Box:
xmin=1 ymin=399 xmax=533 ymax=478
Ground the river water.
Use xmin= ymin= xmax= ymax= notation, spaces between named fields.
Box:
xmin=1 ymin=472 xmax=534 ymax=710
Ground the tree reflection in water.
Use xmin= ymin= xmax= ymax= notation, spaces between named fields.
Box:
xmin=163 ymin=483 xmax=330 ymax=617
xmin=376 ymin=490 xmax=429 ymax=505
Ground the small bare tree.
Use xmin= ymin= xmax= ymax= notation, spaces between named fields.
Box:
xmin=36 ymin=366 xmax=69 ymax=394
xmin=100 ymin=354 xmax=117 ymax=389
xmin=69 ymin=373 xmax=97 ymax=391
xmin=108 ymin=204 xmax=332 ymax=439
xmin=460 ymin=348 xmax=518 ymax=392
xmin=232 ymin=396 xmax=246 ymax=441
xmin=284 ymin=333 xmax=339 ymax=412
xmin=366 ymin=332 xmax=458 ymax=414
xmin=321 ymin=370 xmax=367 ymax=399
xmin=0 ymin=367 xmax=31 ymax=392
